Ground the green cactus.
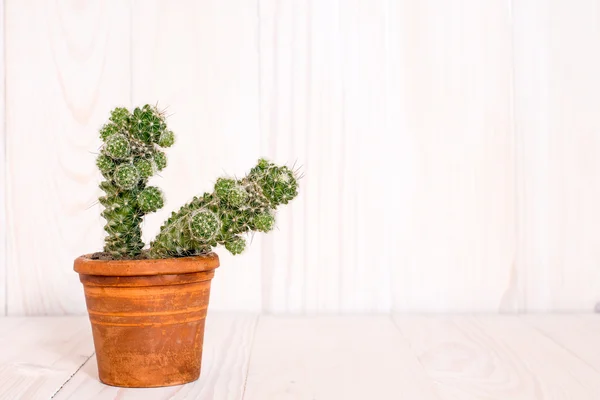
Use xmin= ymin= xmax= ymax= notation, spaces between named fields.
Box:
xmin=154 ymin=150 xmax=167 ymax=171
xmin=96 ymin=105 xmax=299 ymax=260
xmin=97 ymin=105 xmax=175 ymax=259
xmin=148 ymin=159 xmax=299 ymax=258
xmin=104 ymin=134 xmax=131 ymax=160
xmin=158 ymin=130 xmax=175 ymax=148
xmin=137 ymin=186 xmax=164 ymax=213
xmin=225 ymin=235 xmax=246 ymax=255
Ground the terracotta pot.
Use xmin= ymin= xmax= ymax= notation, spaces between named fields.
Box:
xmin=74 ymin=253 xmax=219 ymax=388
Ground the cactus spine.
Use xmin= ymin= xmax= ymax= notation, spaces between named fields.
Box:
xmin=149 ymin=159 xmax=299 ymax=258
xmin=97 ymin=105 xmax=174 ymax=259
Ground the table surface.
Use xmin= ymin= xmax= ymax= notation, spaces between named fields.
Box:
xmin=1 ymin=314 xmax=599 ymax=399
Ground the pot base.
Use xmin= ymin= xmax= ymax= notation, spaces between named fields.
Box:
xmin=91 ymin=318 xmax=206 ymax=388
xmin=99 ymin=375 xmax=200 ymax=389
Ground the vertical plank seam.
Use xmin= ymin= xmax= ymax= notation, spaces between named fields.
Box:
xmin=2 ymin=0 xmax=6 ymax=317
xmin=382 ymin=0 xmax=392 ymax=313
xmin=129 ymin=0 xmax=133 ymax=107
xmin=302 ymin=0 xmax=311 ymax=314
xmin=338 ymin=0 xmax=346 ymax=312
xmin=508 ymin=0 xmax=523 ymax=312
xmin=256 ymin=0 xmax=264 ymax=313
xmin=241 ymin=314 xmax=260 ymax=400
xmin=49 ymin=352 xmax=96 ymax=399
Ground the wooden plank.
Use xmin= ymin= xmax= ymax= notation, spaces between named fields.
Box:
xmin=130 ymin=0 xmax=262 ymax=312
xmin=0 ymin=317 xmax=94 ymax=399
xmin=393 ymin=315 xmax=600 ymax=399
xmin=258 ymin=0 xmax=394 ymax=313
xmin=513 ymin=0 xmax=600 ymax=311
xmin=5 ymin=1 xmax=131 ymax=315
xmin=0 ymin=0 xmax=5 ymax=316
xmin=243 ymin=316 xmax=439 ymax=400
xmin=525 ymin=314 xmax=600 ymax=371
xmin=386 ymin=0 xmax=516 ymax=312
xmin=52 ymin=313 xmax=257 ymax=400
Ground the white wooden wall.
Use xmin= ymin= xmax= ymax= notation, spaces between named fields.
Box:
xmin=1 ymin=0 xmax=600 ymax=315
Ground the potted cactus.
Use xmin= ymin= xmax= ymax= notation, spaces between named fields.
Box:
xmin=74 ymin=105 xmax=299 ymax=388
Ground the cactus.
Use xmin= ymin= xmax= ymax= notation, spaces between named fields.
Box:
xmin=148 ymin=159 xmax=299 ymax=258
xmin=97 ymin=105 xmax=174 ymax=259
xmin=96 ymin=106 xmax=299 ymax=260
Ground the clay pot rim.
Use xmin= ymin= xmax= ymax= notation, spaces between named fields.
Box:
xmin=74 ymin=252 xmax=219 ymax=277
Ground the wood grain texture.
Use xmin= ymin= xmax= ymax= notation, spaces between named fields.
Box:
xmin=52 ymin=313 xmax=257 ymax=400
xmin=513 ymin=0 xmax=600 ymax=311
xmin=393 ymin=315 xmax=600 ymax=399
xmin=525 ymin=314 xmax=600 ymax=371
xmin=0 ymin=317 xmax=94 ymax=400
xmin=5 ymin=0 xmax=131 ymax=315
xmin=243 ymin=316 xmax=439 ymax=400
xmin=130 ymin=0 xmax=263 ymax=312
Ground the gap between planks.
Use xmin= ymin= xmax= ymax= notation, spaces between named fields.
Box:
xmin=0 ymin=317 xmax=95 ymax=400
xmin=50 ymin=353 xmax=95 ymax=399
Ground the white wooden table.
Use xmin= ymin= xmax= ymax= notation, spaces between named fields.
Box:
xmin=0 ymin=314 xmax=599 ymax=399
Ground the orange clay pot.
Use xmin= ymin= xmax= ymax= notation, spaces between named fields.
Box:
xmin=74 ymin=253 xmax=219 ymax=388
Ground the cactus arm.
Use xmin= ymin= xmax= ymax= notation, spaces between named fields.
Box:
xmin=149 ymin=159 xmax=299 ymax=258
xmin=96 ymin=105 xmax=174 ymax=259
